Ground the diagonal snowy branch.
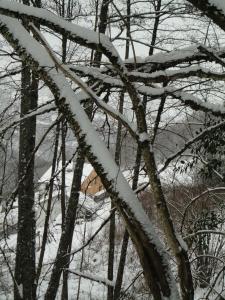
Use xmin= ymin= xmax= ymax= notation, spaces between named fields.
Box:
xmin=0 ymin=15 xmax=179 ymax=299
xmin=0 ymin=0 xmax=121 ymax=62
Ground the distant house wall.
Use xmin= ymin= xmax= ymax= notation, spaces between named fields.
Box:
xmin=81 ymin=169 xmax=104 ymax=195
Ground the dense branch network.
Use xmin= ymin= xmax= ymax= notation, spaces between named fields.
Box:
xmin=0 ymin=13 xmax=178 ymax=299
xmin=1 ymin=1 xmax=225 ymax=299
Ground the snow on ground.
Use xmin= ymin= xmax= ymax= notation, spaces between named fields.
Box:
xmin=0 ymin=162 xmax=223 ymax=299
xmin=37 ymin=200 xmax=112 ymax=299
xmin=1 ymin=196 xmax=223 ymax=299
xmin=39 ymin=161 xmax=93 ymax=196
xmin=0 ymin=197 xmax=147 ymax=300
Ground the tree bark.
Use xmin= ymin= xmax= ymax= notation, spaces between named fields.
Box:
xmin=61 ymin=33 xmax=68 ymax=300
xmin=14 ymin=40 xmax=38 ymax=300
xmin=14 ymin=1 xmax=39 ymax=298
xmin=113 ymin=145 xmax=142 ymax=300
xmin=36 ymin=122 xmax=60 ymax=282
xmin=45 ymin=151 xmax=85 ymax=299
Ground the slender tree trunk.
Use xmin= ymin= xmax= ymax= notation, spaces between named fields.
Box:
xmin=61 ymin=120 xmax=66 ymax=227
xmin=36 ymin=122 xmax=60 ymax=282
xmin=148 ymin=2 xmax=194 ymax=299
xmin=107 ymin=93 xmax=124 ymax=300
xmin=107 ymin=202 xmax=115 ymax=300
xmin=93 ymin=0 xmax=109 ymax=65
xmin=149 ymin=0 xmax=161 ymax=56
xmin=45 ymin=151 xmax=85 ymax=300
xmin=76 ymin=219 xmax=87 ymax=300
xmin=60 ymin=33 xmax=67 ymax=229
xmin=113 ymin=229 xmax=129 ymax=300
xmin=14 ymin=35 xmax=38 ymax=300
xmin=14 ymin=1 xmax=39 ymax=298
xmin=92 ymin=1 xmax=117 ymax=299
xmin=14 ymin=1 xmax=42 ymax=297
xmin=113 ymin=93 xmax=145 ymax=300
xmin=61 ymin=32 xmax=69 ymax=300
xmin=112 ymin=2 xmax=131 ymax=297
xmin=113 ymin=145 xmax=142 ymax=299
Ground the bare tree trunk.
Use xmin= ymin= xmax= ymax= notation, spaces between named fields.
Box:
xmin=107 ymin=93 xmax=124 ymax=300
xmin=36 ymin=122 xmax=60 ymax=282
xmin=113 ymin=145 xmax=142 ymax=299
xmin=60 ymin=126 xmax=68 ymax=300
xmin=45 ymin=151 xmax=85 ymax=299
xmin=60 ymin=119 xmax=67 ymax=227
xmin=93 ymin=1 xmax=116 ymax=299
xmin=61 ymin=32 xmax=68 ymax=300
xmin=93 ymin=0 xmax=109 ymax=65
xmin=76 ymin=219 xmax=87 ymax=300
xmin=14 ymin=31 xmax=37 ymax=300
xmin=14 ymin=66 xmax=38 ymax=300
xmin=112 ymin=2 xmax=131 ymax=297
xmin=60 ymin=33 xmax=67 ymax=229
xmin=14 ymin=1 xmax=39 ymax=298
xmin=108 ymin=92 xmax=124 ymax=300
xmin=107 ymin=203 xmax=115 ymax=300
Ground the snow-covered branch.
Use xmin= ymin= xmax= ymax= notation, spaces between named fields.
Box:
xmin=70 ymin=63 xmax=225 ymax=86
xmin=0 ymin=15 xmax=178 ymax=299
xmin=126 ymin=45 xmax=225 ymax=73
xmin=129 ymin=66 xmax=225 ymax=83
xmin=66 ymin=270 xmax=115 ymax=287
xmin=0 ymin=0 xmax=121 ymax=62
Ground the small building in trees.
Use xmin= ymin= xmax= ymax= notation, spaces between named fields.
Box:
xmin=81 ymin=168 xmax=104 ymax=195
